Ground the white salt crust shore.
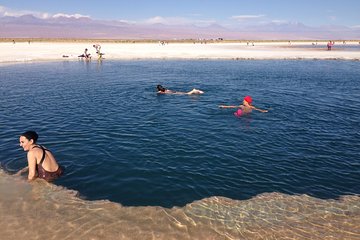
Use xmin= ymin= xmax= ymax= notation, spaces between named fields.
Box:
xmin=0 ymin=41 xmax=359 ymax=64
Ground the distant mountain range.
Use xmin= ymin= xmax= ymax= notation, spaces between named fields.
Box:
xmin=1 ymin=14 xmax=359 ymax=40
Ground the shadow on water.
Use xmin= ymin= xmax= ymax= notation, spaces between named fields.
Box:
xmin=1 ymin=59 xmax=360 ymax=208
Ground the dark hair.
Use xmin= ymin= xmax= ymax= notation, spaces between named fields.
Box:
xmin=21 ymin=131 xmax=38 ymax=143
xmin=157 ymin=85 xmax=166 ymax=92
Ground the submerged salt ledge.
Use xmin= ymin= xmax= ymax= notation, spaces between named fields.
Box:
xmin=0 ymin=41 xmax=359 ymax=63
xmin=1 ymin=170 xmax=359 ymax=240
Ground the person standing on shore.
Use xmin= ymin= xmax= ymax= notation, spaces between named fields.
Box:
xmin=327 ymin=41 xmax=334 ymax=51
xmin=93 ymin=44 xmax=104 ymax=60
xmin=93 ymin=44 xmax=101 ymax=54
xmin=17 ymin=131 xmax=63 ymax=181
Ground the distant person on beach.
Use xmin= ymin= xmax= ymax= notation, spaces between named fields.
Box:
xmin=78 ymin=48 xmax=91 ymax=59
xmin=16 ymin=131 xmax=63 ymax=181
xmin=93 ymin=44 xmax=101 ymax=54
xmin=84 ymin=48 xmax=91 ymax=59
xmin=93 ymin=44 xmax=105 ymax=60
xmin=157 ymin=85 xmax=204 ymax=95
xmin=327 ymin=41 xmax=334 ymax=51
xmin=219 ymin=95 xmax=268 ymax=117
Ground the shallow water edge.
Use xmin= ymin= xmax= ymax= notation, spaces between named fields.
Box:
xmin=1 ymin=170 xmax=359 ymax=240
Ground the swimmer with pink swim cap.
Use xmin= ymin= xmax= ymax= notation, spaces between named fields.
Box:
xmin=219 ymin=95 xmax=268 ymax=117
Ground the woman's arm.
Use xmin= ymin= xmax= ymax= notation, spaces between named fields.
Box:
xmin=219 ymin=105 xmax=242 ymax=108
xmin=15 ymin=166 xmax=29 ymax=176
xmin=251 ymin=106 xmax=268 ymax=112
xmin=27 ymin=151 xmax=37 ymax=181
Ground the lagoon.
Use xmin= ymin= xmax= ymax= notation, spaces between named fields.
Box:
xmin=1 ymin=59 xmax=359 ymax=239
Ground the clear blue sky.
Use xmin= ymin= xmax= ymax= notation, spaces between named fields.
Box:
xmin=1 ymin=0 xmax=359 ymax=28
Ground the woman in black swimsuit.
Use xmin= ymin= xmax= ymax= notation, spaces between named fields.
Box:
xmin=18 ymin=131 xmax=63 ymax=181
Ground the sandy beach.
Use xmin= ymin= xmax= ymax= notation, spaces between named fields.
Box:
xmin=0 ymin=40 xmax=359 ymax=63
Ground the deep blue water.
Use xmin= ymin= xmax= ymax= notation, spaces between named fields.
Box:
xmin=1 ymin=60 xmax=359 ymax=207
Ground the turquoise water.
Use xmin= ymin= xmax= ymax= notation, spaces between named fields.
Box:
xmin=1 ymin=60 xmax=359 ymax=208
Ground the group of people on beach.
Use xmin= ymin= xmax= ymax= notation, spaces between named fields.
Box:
xmin=16 ymin=86 xmax=268 ymax=182
xmin=78 ymin=44 xmax=104 ymax=60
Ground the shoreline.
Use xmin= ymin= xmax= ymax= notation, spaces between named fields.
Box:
xmin=1 ymin=38 xmax=360 ymax=43
xmin=0 ymin=40 xmax=359 ymax=64
xmin=1 ymin=170 xmax=359 ymax=240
